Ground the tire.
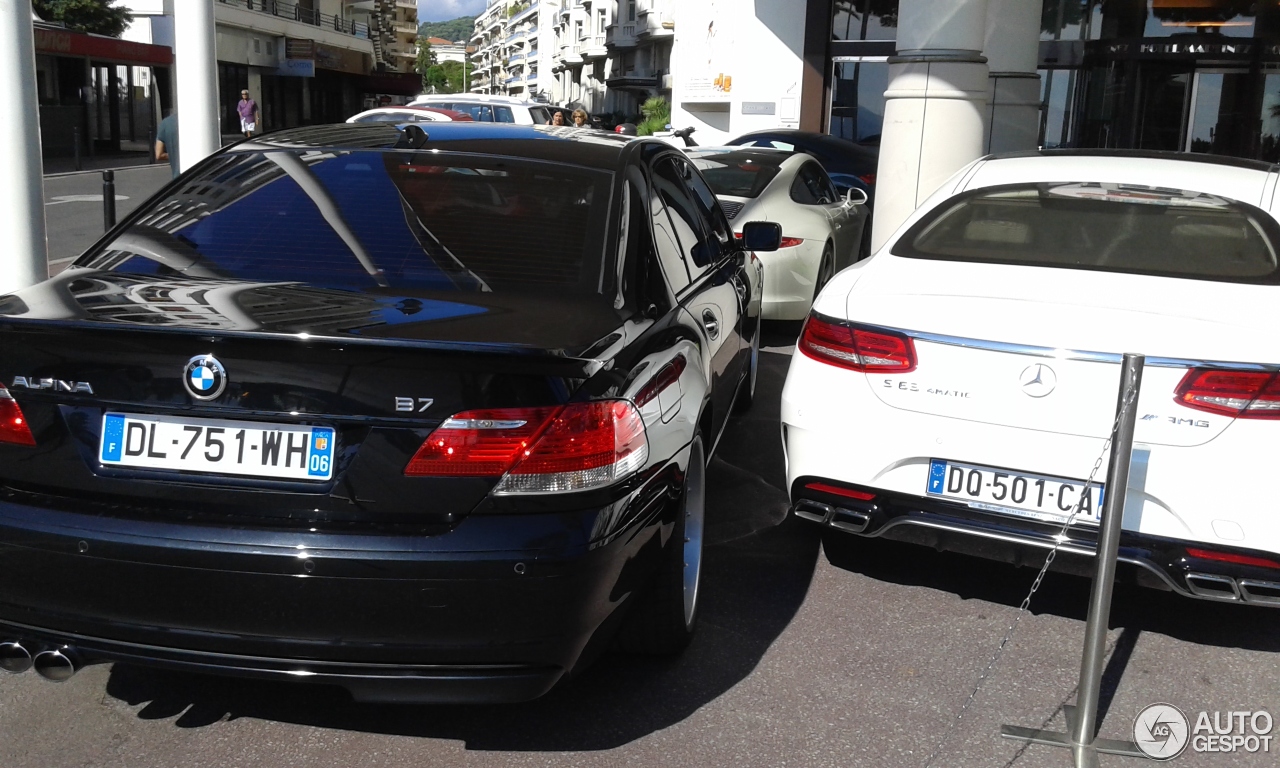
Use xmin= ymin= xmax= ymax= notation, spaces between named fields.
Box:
xmin=733 ymin=314 xmax=760 ymax=414
xmin=616 ymin=435 xmax=707 ymax=655
xmin=813 ymin=244 xmax=835 ymax=300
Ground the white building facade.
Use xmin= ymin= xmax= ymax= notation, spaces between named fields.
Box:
xmin=469 ymin=1 xmax=559 ymax=100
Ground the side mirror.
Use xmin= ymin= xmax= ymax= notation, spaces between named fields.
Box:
xmin=845 ymin=187 xmax=869 ymax=206
xmin=741 ymin=221 xmax=782 ymax=252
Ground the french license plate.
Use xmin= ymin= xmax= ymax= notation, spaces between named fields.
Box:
xmin=99 ymin=412 xmax=335 ymax=481
xmin=926 ymin=459 xmax=1103 ymax=525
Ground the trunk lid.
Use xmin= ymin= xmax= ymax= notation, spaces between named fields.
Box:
xmin=844 ymin=256 xmax=1279 ymax=446
xmin=0 ymin=272 xmax=624 ymax=526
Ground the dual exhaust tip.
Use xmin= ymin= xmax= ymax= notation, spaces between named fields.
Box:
xmin=0 ymin=641 xmax=79 ymax=682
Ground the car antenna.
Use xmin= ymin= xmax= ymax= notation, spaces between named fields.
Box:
xmin=396 ymin=124 xmax=430 ymax=150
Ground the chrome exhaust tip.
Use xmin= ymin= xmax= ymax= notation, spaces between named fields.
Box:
xmin=829 ymin=507 xmax=872 ymax=534
xmin=32 ymin=648 xmax=79 ymax=682
xmin=792 ymin=500 xmax=833 ymax=524
xmin=1186 ymin=573 xmax=1241 ymax=602
xmin=1239 ymin=579 xmax=1280 ymax=606
xmin=0 ymin=641 xmax=32 ymax=674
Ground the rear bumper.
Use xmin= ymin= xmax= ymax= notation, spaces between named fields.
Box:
xmin=760 ymin=242 xmax=821 ymax=321
xmin=0 ymin=482 xmax=676 ymax=702
xmin=791 ymin=476 xmax=1280 ymax=607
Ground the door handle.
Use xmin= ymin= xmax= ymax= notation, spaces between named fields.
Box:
xmin=701 ymin=308 xmax=720 ymax=340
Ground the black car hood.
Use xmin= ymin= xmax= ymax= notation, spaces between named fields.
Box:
xmin=0 ymin=270 xmax=628 ymax=357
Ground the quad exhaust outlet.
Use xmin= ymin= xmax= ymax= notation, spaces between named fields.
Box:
xmin=0 ymin=641 xmax=80 ymax=681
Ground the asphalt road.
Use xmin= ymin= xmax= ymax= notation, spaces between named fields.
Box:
xmin=42 ymin=165 xmax=174 ymax=270
xmin=0 ymin=322 xmax=1276 ymax=767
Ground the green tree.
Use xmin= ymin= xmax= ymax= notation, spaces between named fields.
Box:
xmin=425 ymin=61 xmax=465 ymax=95
xmin=32 ymin=0 xmax=132 ymax=37
xmin=636 ymin=96 xmax=670 ymax=137
xmin=418 ymin=16 xmax=476 ymax=42
xmin=416 ymin=37 xmax=437 ymax=89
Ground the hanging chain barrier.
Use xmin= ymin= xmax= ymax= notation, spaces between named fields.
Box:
xmin=921 ymin=382 xmax=1140 ymax=768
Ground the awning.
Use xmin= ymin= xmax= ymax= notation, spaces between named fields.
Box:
xmin=358 ymin=72 xmax=421 ymax=96
xmin=34 ymin=23 xmax=172 ymax=66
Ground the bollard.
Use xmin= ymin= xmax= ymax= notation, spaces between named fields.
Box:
xmin=102 ymin=170 xmax=116 ymax=230
xmin=73 ymin=126 xmax=81 ymax=172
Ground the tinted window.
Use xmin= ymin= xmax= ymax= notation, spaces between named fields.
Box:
xmin=85 ymin=150 xmax=613 ymax=292
xmin=688 ymin=151 xmax=783 ymax=198
xmin=449 ymin=103 xmax=494 ymax=121
xmin=529 ymin=106 xmax=551 ymax=124
xmin=649 ymin=184 xmax=690 ymax=294
xmin=652 ymin=157 xmax=715 ymax=276
xmin=494 ymin=106 xmax=515 ymax=123
xmin=679 ymin=159 xmax=734 ymax=247
xmin=792 ymin=162 xmax=836 ymax=205
xmin=895 ymin=182 xmax=1280 ymax=283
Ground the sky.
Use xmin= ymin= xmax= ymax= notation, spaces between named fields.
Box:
xmin=418 ymin=0 xmax=488 ymax=22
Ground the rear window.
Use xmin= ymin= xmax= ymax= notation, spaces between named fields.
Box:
xmin=82 ymin=150 xmax=613 ymax=293
xmin=894 ymin=182 xmax=1280 ymax=283
xmin=687 ymin=152 xmax=783 ymax=199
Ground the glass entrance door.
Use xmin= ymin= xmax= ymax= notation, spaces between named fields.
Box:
xmin=1186 ymin=69 xmax=1254 ymax=156
xmin=828 ymin=58 xmax=888 ymax=145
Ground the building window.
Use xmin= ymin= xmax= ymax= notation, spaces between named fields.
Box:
xmin=253 ymin=38 xmax=261 ymax=53
xmin=598 ymin=10 xmax=606 ymax=35
xmin=627 ymin=0 xmax=636 ymax=22
xmin=832 ymin=0 xmax=898 ymax=42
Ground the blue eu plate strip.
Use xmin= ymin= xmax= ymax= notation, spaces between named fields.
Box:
xmin=307 ymin=427 xmax=335 ymax=478
xmin=101 ymin=413 xmax=126 ymax=462
xmin=927 ymin=459 xmax=947 ymax=494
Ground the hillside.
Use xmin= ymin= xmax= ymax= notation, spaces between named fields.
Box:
xmin=418 ymin=16 xmax=476 ymax=44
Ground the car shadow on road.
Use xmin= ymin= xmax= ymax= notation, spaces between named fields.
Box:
xmin=820 ymin=531 xmax=1280 ymax=653
xmin=103 ymin=328 xmax=820 ymax=750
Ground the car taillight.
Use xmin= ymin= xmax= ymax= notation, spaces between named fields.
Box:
xmin=0 ymin=385 xmax=35 ymax=446
xmin=1174 ymin=368 xmax=1280 ymax=419
xmin=1186 ymin=547 xmax=1280 ymax=570
xmin=732 ymin=233 xmax=804 ymax=248
xmin=858 ymin=173 xmax=876 ymax=186
xmin=405 ymin=401 xmax=648 ymax=494
xmin=798 ymin=314 xmax=916 ymax=373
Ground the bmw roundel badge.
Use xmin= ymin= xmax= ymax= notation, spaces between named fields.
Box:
xmin=184 ymin=354 xmax=227 ymax=400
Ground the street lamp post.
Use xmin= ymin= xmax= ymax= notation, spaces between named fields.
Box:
xmin=0 ymin=0 xmax=50 ymax=292
xmin=174 ymin=0 xmax=221 ymax=173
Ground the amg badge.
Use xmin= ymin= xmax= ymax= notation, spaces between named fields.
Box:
xmin=11 ymin=376 xmax=94 ymax=394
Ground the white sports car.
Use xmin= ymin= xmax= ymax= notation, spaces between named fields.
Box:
xmin=782 ymin=150 xmax=1280 ymax=607
xmin=687 ymin=148 xmax=869 ymax=320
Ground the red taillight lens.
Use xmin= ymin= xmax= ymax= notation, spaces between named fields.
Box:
xmin=406 ymin=401 xmax=648 ymax=494
xmin=858 ymin=173 xmax=876 ymax=186
xmin=0 ymin=386 xmax=35 ymax=446
xmin=798 ymin=315 xmax=916 ymax=373
xmin=732 ymin=233 xmax=803 ymax=248
xmin=1186 ymin=547 xmax=1280 ymax=570
xmin=1174 ymin=368 xmax=1280 ymax=419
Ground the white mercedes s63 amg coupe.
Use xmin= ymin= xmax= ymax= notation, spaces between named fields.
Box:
xmin=782 ymin=150 xmax=1280 ymax=608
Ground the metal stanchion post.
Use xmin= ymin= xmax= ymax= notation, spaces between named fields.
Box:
xmin=1000 ymin=353 xmax=1148 ymax=768
xmin=74 ymin=126 xmax=81 ymax=171
xmin=102 ymin=170 xmax=116 ymax=230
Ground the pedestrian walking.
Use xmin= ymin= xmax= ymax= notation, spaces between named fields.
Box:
xmin=571 ymin=109 xmax=589 ymax=128
xmin=154 ymin=110 xmax=179 ymax=178
xmin=237 ymin=90 xmax=260 ymax=137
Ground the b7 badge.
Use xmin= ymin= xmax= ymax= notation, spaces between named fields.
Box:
xmin=395 ymin=397 xmax=434 ymax=413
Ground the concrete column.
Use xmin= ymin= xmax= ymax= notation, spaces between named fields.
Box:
xmin=174 ymin=0 xmax=220 ymax=173
xmin=983 ymin=0 xmax=1042 ymax=154
xmin=871 ymin=0 xmax=989 ymax=251
xmin=0 ymin=0 xmax=49 ymax=291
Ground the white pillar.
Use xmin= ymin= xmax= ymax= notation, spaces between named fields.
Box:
xmin=871 ymin=0 xmax=989 ymax=251
xmin=0 ymin=0 xmax=49 ymax=291
xmin=983 ymin=0 xmax=1042 ymax=154
xmin=174 ymin=0 xmax=220 ymax=173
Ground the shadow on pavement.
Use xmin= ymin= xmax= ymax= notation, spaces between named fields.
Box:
xmin=820 ymin=531 xmax=1280 ymax=653
xmin=103 ymin=326 xmax=821 ymax=750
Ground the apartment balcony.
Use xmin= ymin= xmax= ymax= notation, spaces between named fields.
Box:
xmin=636 ymin=7 xmax=674 ymax=38
xmin=581 ymin=33 xmax=607 ymax=59
xmin=395 ymin=0 xmax=416 ymax=7
xmin=560 ymin=43 xmax=583 ymax=65
xmin=214 ymin=0 xmax=370 ymax=38
xmin=508 ymin=52 xmax=526 ymax=63
xmin=606 ymin=67 xmax=662 ymax=90
xmin=510 ymin=2 xmax=539 ymax=25
xmin=606 ymin=21 xmax=637 ymax=48
xmin=394 ymin=21 xmax=416 ymax=34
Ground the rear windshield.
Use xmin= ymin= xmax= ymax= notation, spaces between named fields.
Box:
xmin=894 ymin=182 xmax=1280 ymax=283
xmin=688 ymin=152 xmax=783 ymax=198
xmin=81 ymin=150 xmax=612 ymax=293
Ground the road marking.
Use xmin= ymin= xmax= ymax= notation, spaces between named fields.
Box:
xmin=46 ymin=194 xmax=129 ymax=206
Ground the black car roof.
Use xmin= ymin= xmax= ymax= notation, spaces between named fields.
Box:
xmin=237 ymin=123 xmax=639 ymax=170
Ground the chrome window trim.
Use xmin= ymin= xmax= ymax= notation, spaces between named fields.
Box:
xmin=836 ymin=317 xmax=1278 ymax=371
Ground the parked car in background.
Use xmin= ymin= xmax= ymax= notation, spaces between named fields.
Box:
xmin=687 ymin=146 xmax=869 ymax=320
xmin=784 ymin=150 xmax=1280 ymax=609
xmin=346 ymin=106 xmax=474 ymax=124
xmin=726 ymin=129 xmax=879 ymax=204
xmin=0 ymin=123 xmax=772 ymax=702
xmin=408 ymin=94 xmax=554 ymax=125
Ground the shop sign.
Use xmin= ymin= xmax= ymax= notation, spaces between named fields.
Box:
xmin=315 ymin=44 xmax=366 ymax=75
xmin=285 ymin=38 xmax=316 ymax=60
xmin=742 ymin=102 xmax=776 ymax=115
xmin=33 ymin=25 xmax=172 ymax=65
xmin=677 ymin=2 xmax=734 ymax=102
xmin=277 ymin=58 xmax=315 ymax=77
xmin=1094 ymin=38 xmax=1280 ymax=60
